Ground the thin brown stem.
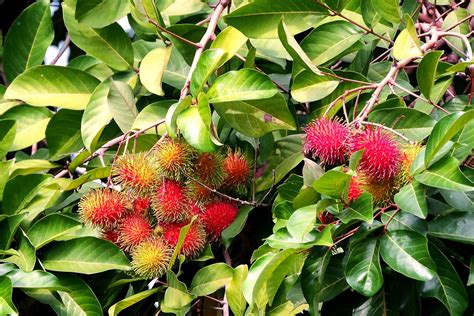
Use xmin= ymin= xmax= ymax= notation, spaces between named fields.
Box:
xmin=443 ymin=13 xmax=472 ymax=31
xmin=148 ymin=19 xmax=200 ymax=48
xmin=383 ymin=207 xmax=401 ymax=232
xmin=50 ymin=35 xmax=71 ymax=65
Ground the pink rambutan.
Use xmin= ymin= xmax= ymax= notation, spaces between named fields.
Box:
xmin=152 ymin=179 xmax=190 ymax=222
xmin=350 ymin=127 xmax=401 ymax=181
xmin=78 ymin=189 xmax=128 ymax=228
xmin=222 ymin=150 xmax=251 ymax=194
xmin=304 ymin=117 xmax=350 ymax=165
xmin=347 ymin=176 xmax=363 ymax=203
xmin=163 ymin=221 xmax=207 ymax=258
xmin=118 ymin=214 xmax=153 ymax=251
xmin=112 ymin=152 xmax=158 ymax=192
xmin=200 ymin=201 xmax=238 ymax=240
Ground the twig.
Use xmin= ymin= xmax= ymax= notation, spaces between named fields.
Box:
xmin=180 ymin=0 xmax=231 ymax=100
xmin=50 ymin=35 xmax=71 ymax=65
xmin=252 ymin=142 xmax=259 ymax=203
xmin=358 ymin=121 xmax=412 ymax=142
xmin=383 ymin=207 xmax=401 ymax=232
xmin=439 ymin=31 xmax=473 ymax=60
xmin=323 ymin=85 xmax=377 ymax=117
xmin=314 ymin=0 xmax=394 ymax=44
xmin=443 ymin=13 xmax=472 ymax=31
xmin=148 ymin=19 xmax=200 ymax=48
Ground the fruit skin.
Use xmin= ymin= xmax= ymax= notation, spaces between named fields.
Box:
xmin=78 ymin=189 xmax=128 ymax=228
xmin=152 ymin=179 xmax=191 ymax=223
xmin=194 ymin=152 xmax=225 ymax=187
xmin=163 ymin=221 xmax=207 ymax=258
xmin=304 ymin=117 xmax=350 ymax=165
xmin=118 ymin=214 xmax=153 ymax=251
xmin=200 ymin=201 xmax=238 ymax=241
xmin=361 ymin=177 xmax=396 ymax=206
xmin=131 ymin=237 xmax=172 ymax=279
xmin=397 ymin=143 xmax=423 ymax=186
xmin=186 ymin=180 xmax=215 ymax=203
xmin=155 ymin=139 xmax=194 ymax=180
xmin=101 ymin=228 xmax=120 ymax=245
xmin=132 ymin=196 xmax=151 ymax=214
xmin=347 ymin=176 xmax=363 ymax=203
xmin=350 ymin=127 xmax=401 ymax=181
xmin=222 ymin=149 xmax=251 ymax=194
xmin=112 ymin=152 xmax=158 ymax=192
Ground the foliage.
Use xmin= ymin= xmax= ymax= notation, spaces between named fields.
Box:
xmin=0 ymin=0 xmax=474 ymax=315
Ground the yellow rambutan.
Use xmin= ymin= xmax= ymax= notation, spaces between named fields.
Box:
xmin=112 ymin=152 xmax=158 ymax=192
xmin=78 ymin=188 xmax=128 ymax=228
xmin=154 ymin=139 xmax=194 ymax=180
xmin=131 ymin=237 xmax=172 ymax=279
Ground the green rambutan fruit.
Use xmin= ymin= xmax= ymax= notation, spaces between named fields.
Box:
xmin=154 ymin=139 xmax=194 ymax=180
xmin=131 ymin=237 xmax=172 ymax=279
xmin=396 ymin=143 xmax=423 ymax=186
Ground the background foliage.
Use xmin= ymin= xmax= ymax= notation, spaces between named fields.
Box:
xmin=0 ymin=0 xmax=473 ymax=315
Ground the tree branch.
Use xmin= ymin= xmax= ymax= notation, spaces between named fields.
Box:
xmin=148 ymin=19 xmax=201 ymax=48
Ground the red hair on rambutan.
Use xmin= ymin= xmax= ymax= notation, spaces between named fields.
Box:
xmin=112 ymin=152 xmax=158 ymax=192
xmin=304 ymin=117 xmax=350 ymax=165
xmin=200 ymin=201 xmax=238 ymax=241
xmin=118 ymin=214 xmax=153 ymax=251
xmin=155 ymin=139 xmax=193 ymax=180
xmin=152 ymin=179 xmax=191 ymax=222
xmin=163 ymin=221 xmax=207 ymax=258
xmin=347 ymin=176 xmax=363 ymax=203
xmin=222 ymin=149 xmax=251 ymax=194
xmin=78 ymin=188 xmax=128 ymax=228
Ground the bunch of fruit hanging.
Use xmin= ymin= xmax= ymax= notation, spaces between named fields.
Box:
xmin=78 ymin=139 xmax=251 ymax=279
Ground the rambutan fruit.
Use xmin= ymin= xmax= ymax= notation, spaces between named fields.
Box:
xmin=155 ymin=139 xmax=193 ymax=180
xmin=361 ymin=177 xmax=396 ymax=206
xmin=397 ymin=143 xmax=423 ymax=186
xmin=78 ymin=189 xmax=128 ymax=228
xmin=195 ymin=152 xmax=225 ymax=186
xmin=131 ymin=237 xmax=172 ymax=279
xmin=222 ymin=150 xmax=251 ymax=194
xmin=350 ymin=127 xmax=401 ymax=181
xmin=303 ymin=117 xmax=350 ymax=165
xmin=152 ymin=179 xmax=190 ymax=222
xmin=132 ymin=196 xmax=151 ymax=214
xmin=112 ymin=152 xmax=158 ymax=192
xmin=163 ymin=221 xmax=207 ymax=258
xmin=118 ymin=214 xmax=153 ymax=251
xmin=101 ymin=228 xmax=120 ymax=245
xmin=347 ymin=176 xmax=363 ymax=203
xmin=186 ymin=180 xmax=215 ymax=203
xmin=200 ymin=201 xmax=238 ymax=241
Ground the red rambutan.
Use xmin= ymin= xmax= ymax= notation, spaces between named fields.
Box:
xmin=304 ymin=117 xmax=350 ymax=165
xmin=163 ymin=221 xmax=207 ymax=258
xmin=152 ymin=179 xmax=190 ymax=222
xmin=78 ymin=189 xmax=128 ymax=228
xmin=155 ymin=139 xmax=193 ymax=180
xmin=195 ymin=152 xmax=225 ymax=186
xmin=350 ymin=127 xmax=401 ymax=181
xmin=131 ymin=237 xmax=172 ymax=279
xmin=101 ymin=228 xmax=120 ymax=245
xmin=200 ymin=201 xmax=238 ymax=241
xmin=132 ymin=196 xmax=151 ymax=214
xmin=112 ymin=152 xmax=158 ymax=192
xmin=118 ymin=214 xmax=153 ymax=251
xmin=222 ymin=150 xmax=251 ymax=194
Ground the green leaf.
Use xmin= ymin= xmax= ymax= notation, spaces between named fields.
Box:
xmin=190 ymin=263 xmax=234 ymax=296
xmin=267 ymin=226 xmax=333 ymax=249
xmin=165 ymin=97 xmax=191 ymax=139
xmin=41 ymin=237 xmax=131 ymax=274
xmin=163 ymin=47 xmax=189 ymax=89
xmin=339 ymin=192 xmax=373 ymax=224
xmin=3 ymin=231 xmax=36 ymax=272
xmin=344 ymin=238 xmax=383 ymax=297
xmin=0 ymin=276 xmax=18 ymax=315
xmin=75 ymin=0 xmax=129 ymax=28
xmin=46 ymin=109 xmax=84 ymax=161
xmin=380 ymin=230 xmax=436 ymax=281
xmin=0 ymin=120 xmax=16 ymax=159
xmin=415 ymin=156 xmax=474 ymax=192
xmin=226 ymin=265 xmax=248 ymax=316
xmin=286 ymin=205 xmax=317 ymax=242
xmin=56 ymin=274 xmax=102 ymax=316
xmin=54 ymin=167 xmax=111 ymax=191
xmin=11 ymin=160 xmax=58 ymax=177
xmin=278 ymin=19 xmax=321 ymax=75
xmin=168 ymin=219 xmax=195 ymax=269
xmin=210 ymin=26 xmax=248 ymax=64
xmin=3 ymin=174 xmax=51 ymax=215
xmin=139 ymin=46 xmax=172 ymax=96
xmin=428 ymin=212 xmax=474 ymax=244
xmin=381 ymin=211 xmax=428 ymax=235
xmin=441 ymin=9 xmax=470 ymax=56
xmin=373 ymin=0 xmax=400 ymax=23
xmin=161 ymin=271 xmax=194 ymax=315
xmin=361 ymin=0 xmax=381 ymax=27
xmin=224 ymin=0 xmax=326 ymax=39
xmin=394 ymin=181 xmax=428 ymax=218
xmin=393 ymin=16 xmax=422 ymax=60
xmin=108 ymin=288 xmax=158 ymax=316
xmin=291 ymin=70 xmax=339 ymax=103
xmin=1 ymin=105 xmax=52 ymax=151
xmin=0 ymin=214 xmax=26 ymax=250
xmin=425 ymin=110 xmax=474 ymax=166
xmin=6 ymin=269 xmax=65 ymax=290
xmin=417 ymin=51 xmax=444 ymax=101
xmin=256 ymin=135 xmax=303 ymax=191
xmin=207 ymin=69 xmax=279 ymax=103
xmin=242 ymin=249 xmax=298 ymax=309
xmin=300 ymin=21 xmax=362 ymax=67
xmin=368 ymin=107 xmax=436 ymax=141
xmin=301 ymin=248 xmax=332 ymax=314
xmin=468 ymin=257 xmax=474 ymax=286
xmin=419 ymin=244 xmax=468 ymax=316
xmin=4 ymin=66 xmax=100 ymax=110
xmin=107 ymin=80 xmax=138 ymax=133
xmin=213 ymin=93 xmax=296 ymax=138
xmin=132 ymin=100 xmax=173 ymax=135
xmin=80 ymin=80 xmax=113 ymax=152
xmin=222 ymin=205 xmax=254 ymax=248
xmin=0 ymin=161 xmax=14 ymax=201
xmin=27 ymin=214 xmax=81 ymax=249
xmin=63 ymin=0 xmax=134 ymax=71
xmin=190 ymin=48 xmax=227 ymax=96
xmin=313 ymin=170 xmax=351 ymax=199
xmin=439 ymin=189 xmax=474 ymax=212
xmin=2 ymin=2 xmax=53 ymax=83
xmin=177 ymin=94 xmax=218 ymax=152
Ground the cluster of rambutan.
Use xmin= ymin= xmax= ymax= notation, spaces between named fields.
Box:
xmin=78 ymin=139 xmax=251 ymax=279
xmin=304 ymin=117 xmax=422 ymax=205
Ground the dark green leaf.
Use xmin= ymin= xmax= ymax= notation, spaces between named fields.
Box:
xmin=190 ymin=263 xmax=233 ymax=296
xmin=0 ymin=120 xmax=16 ymax=159
xmin=417 ymin=51 xmax=444 ymax=101
xmin=313 ymin=170 xmax=351 ymax=199
xmin=3 ymin=174 xmax=50 ymax=215
xmin=394 ymin=181 xmax=428 ymax=218
xmin=428 ymin=212 xmax=474 ymax=244
xmin=108 ymin=288 xmax=158 ymax=316
xmin=0 ymin=276 xmax=17 ymax=315
xmin=46 ymin=110 xmax=84 ymax=161
xmin=75 ymin=0 xmax=129 ymax=28
xmin=27 ymin=214 xmax=82 ymax=249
